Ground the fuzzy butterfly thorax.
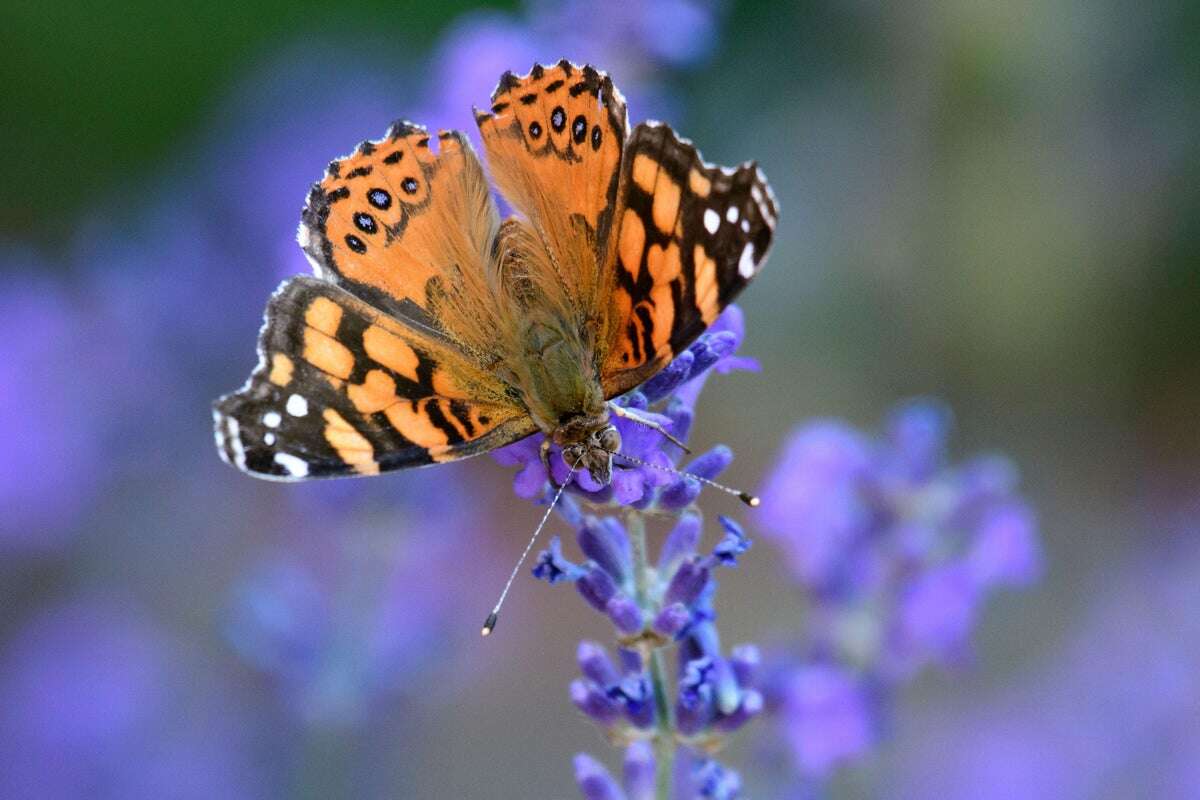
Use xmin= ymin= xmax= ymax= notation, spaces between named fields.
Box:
xmin=213 ymin=60 xmax=777 ymax=484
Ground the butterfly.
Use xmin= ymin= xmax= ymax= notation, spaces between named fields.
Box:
xmin=213 ymin=61 xmax=777 ymax=489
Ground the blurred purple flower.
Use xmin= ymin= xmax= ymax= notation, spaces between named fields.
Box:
xmin=890 ymin=533 xmax=1200 ymax=799
xmin=0 ymin=256 xmax=111 ymax=553
xmin=223 ymin=503 xmax=484 ymax=726
xmin=754 ymin=399 xmax=1043 ymax=781
xmin=0 ymin=597 xmax=264 ymax=800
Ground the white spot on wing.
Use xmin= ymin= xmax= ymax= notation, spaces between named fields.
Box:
xmin=726 ymin=206 xmax=739 ymax=223
xmin=703 ymin=208 xmax=720 ymax=234
xmin=740 ymin=219 xmax=751 ymax=233
xmin=263 ymin=411 xmax=282 ymax=429
xmin=227 ymin=418 xmax=247 ymax=470
xmin=274 ymin=452 xmax=309 ymax=477
xmin=286 ymin=394 xmax=309 ymax=417
xmin=738 ymin=243 xmax=757 ymax=279
xmin=264 ymin=432 xmax=276 ymax=446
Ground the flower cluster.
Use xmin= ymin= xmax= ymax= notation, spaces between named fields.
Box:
xmin=754 ymin=400 xmax=1042 ymax=779
xmin=498 ymin=308 xmax=760 ymax=799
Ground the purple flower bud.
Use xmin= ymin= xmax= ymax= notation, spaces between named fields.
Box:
xmin=555 ymin=494 xmax=584 ymax=527
xmin=658 ymin=513 xmax=702 ymax=574
xmin=730 ymin=644 xmax=760 ymax=687
xmin=652 ymin=602 xmax=690 ymax=638
xmin=968 ymin=501 xmax=1041 ymax=587
xmin=578 ymin=640 xmax=621 ymax=686
xmin=686 ymin=446 xmax=733 ymax=480
xmin=577 ymin=564 xmax=618 ymax=612
xmin=687 ymin=331 xmax=738 ymax=379
xmin=664 ymin=558 xmax=710 ymax=607
xmin=571 ymin=680 xmax=622 ymax=726
xmin=623 ymin=741 xmax=655 ymax=800
xmin=606 ymin=595 xmax=643 ymax=635
xmin=885 ymin=398 xmax=951 ymax=481
xmin=579 ymin=516 xmax=631 ymax=586
xmin=658 ymin=477 xmax=701 ymax=510
xmin=641 ymin=350 xmax=694 ymax=402
xmin=573 ymin=752 xmax=625 ymax=800
xmin=665 ymin=400 xmax=694 ymax=443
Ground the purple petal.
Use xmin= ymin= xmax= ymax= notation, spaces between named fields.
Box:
xmin=579 ymin=517 xmax=631 ymax=586
xmin=606 ymin=595 xmax=644 ymax=635
xmin=578 ymin=641 xmax=621 ymax=687
xmin=658 ymin=513 xmax=702 ymax=573
xmin=574 ymin=752 xmax=626 ymax=800
xmin=571 ymin=681 xmax=622 ymax=727
xmin=968 ymin=501 xmax=1042 ymax=587
xmin=652 ymin=602 xmax=690 ymax=639
xmin=622 ymin=741 xmax=656 ymax=800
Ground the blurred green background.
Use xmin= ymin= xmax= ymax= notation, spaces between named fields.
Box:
xmin=2 ymin=0 xmax=1198 ymax=797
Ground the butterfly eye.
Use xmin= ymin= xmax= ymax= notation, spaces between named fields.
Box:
xmin=598 ymin=426 xmax=621 ymax=453
xmin=572 ymin=115 xmax=587 ymax=144
xmin=562 ymin=444 xmax=584 ymax=465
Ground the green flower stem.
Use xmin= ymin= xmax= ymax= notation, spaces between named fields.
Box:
xmin=625 ymin=509 xmax=675 ymax=800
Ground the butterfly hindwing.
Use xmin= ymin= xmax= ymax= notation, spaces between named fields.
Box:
xmin=601 ymin=121 xmax=778 ymax=396
xmin=213 ymin=277 xmax=534 ymax=481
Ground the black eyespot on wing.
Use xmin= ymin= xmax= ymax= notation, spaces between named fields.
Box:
xmin=401 ymin=177 xmax=418 ymax=195
xmin=591 ymin=125 xmax=602 ymax=151
xmin=353 ymin=212 xmax=376 ymax=234
xmin=551 ymin=106 xmax=566 ymax=132
xmin=367 ymin=188 xmax=391 ymax=209
xmin=572 ymin=115 xmax=587 ymax=144
xmin=345 ymin=234 xmax=367 ymax=253
xmin=529 ymin=120 xmax=543 ymax=139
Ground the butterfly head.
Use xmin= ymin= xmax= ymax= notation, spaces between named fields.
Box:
xmin=555 ymin=413 xmax=621 ymax=486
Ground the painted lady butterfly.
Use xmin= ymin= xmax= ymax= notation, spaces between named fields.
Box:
xmin=213 ymin=61 xmax=778 ymax=488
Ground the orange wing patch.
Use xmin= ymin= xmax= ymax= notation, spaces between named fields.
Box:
xmin=298 ymin=121 xmax=498 ymax=332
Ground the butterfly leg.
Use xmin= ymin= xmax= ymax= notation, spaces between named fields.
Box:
xmin=609 ymin=403 xmax=692 ymax=455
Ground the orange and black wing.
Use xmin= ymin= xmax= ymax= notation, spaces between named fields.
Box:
xmin=297 ymin=120 xmax=501 ymax=350
xmin=213 ymin=277 xmax=534 ymax=481
xmin=475 ymin=61 xmax=628 ymax=316
xmin=600 ymin=121 xmax=778 ymax=397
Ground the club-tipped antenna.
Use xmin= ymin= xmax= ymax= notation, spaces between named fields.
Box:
xmin=609 ymin=449 xmax=760 ymax=507
xmin=481 ymin=459 xmax=580 ymax=637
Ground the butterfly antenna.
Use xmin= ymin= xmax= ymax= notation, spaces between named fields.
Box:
xmin=609 ymin=450 xmax=760 ymax=508
xmin=481 ymin=459 xmax=580 ymax=637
